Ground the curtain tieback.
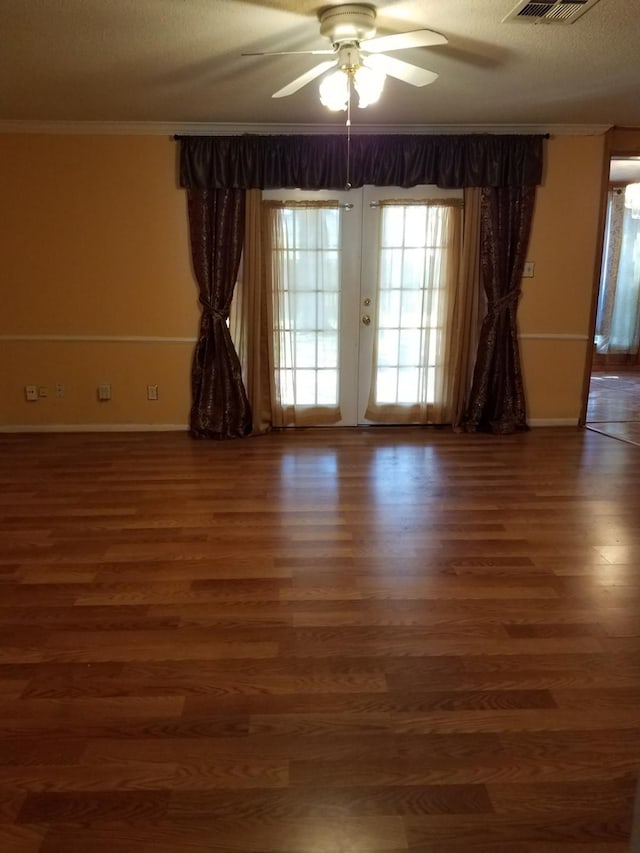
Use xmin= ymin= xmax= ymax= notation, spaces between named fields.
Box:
xmin=202 ymin=306 xmax=228 ymax=322
xmin=487 ymin=290 xmax=521 ymax=315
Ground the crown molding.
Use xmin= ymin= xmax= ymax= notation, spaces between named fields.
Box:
xmin=0 ymin=120 xmax=613 ymax=137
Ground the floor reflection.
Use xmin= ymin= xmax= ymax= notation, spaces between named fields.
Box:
xmin=586 ymin=369 xmax=640 ymax=446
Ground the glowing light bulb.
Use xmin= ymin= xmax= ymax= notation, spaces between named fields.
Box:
xmin=319 ymin=71 xmax=349 ymax=111
xmin=354 ymin=64 xmax=386 ymax=108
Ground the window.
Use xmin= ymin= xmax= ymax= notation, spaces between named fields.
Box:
xmin=372 ymin=202 xmax=457 ymax=409
xmin=270 ymin=203 xmax=342 ymax=408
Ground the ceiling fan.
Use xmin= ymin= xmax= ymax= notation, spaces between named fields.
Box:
xmin=243 ymin=3 xmax=447 ymax=110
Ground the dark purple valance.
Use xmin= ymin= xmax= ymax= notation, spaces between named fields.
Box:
xmin=178 ymin=133 xmax=545 ymax=190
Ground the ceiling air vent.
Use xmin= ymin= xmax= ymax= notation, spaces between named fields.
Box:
xmin=503 ymin=0 xmax=602 ymax=24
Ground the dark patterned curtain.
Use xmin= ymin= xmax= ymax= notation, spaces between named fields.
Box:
xmin=187 ymin=188 xmax=252 ymax=439
xmin=462 ymin=186 xmax=536 ymax=434
xmin=179 ymin=133 xmax=544 ymax=190
xmin=179 ymin=134 xmax=545 ymax=438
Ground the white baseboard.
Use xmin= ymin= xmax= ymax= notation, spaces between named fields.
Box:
xmin=0 ymin=423 xmax=189 ymax=433
xmin=1 ymin=419 xmax=580 ymax=433
xmin=528 ymin=418 xmax=580 ymax=427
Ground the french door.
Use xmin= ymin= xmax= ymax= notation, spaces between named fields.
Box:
xmin=263 ymin=185 xmax=462 ymax=426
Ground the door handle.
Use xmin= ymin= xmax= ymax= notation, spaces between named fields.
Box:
xmin=362 ymin=315 xmax=371 ymax=326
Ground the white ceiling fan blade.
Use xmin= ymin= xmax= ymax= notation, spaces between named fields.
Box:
xmin=272 ymin=60 xmax=337 ymax=99
xmin=242 ymin=49 xmax=334 ymax=57
xmin=361 ymin=29 xmax=447 ymax=54
xmin=364 ymin=54 xmax=438 ymax=87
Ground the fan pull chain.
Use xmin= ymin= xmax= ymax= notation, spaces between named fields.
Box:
xmin=345 ymin=72 xmax=352 ymax=191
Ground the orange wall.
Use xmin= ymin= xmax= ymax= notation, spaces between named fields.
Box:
xmin=0 ymin=131 xmax=610 ymax=428
xmin=519 ymin=133 xmax=608 ymax=422
xmin=0 ymin=134 xmax=197 ymax=427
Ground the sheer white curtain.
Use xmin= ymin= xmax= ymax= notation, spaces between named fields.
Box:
xmin=596 ymin=184 xmax=640 ymax=356
xmin=365 ymin=199 xmax=463 ymax=423
xmin=265 ymin=201 xmax=343 ymax=426
xmin=232 ymin=193 xmax=469 ymax=429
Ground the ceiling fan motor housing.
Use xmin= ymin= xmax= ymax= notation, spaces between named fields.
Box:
xmin=319 ymin=4 xmax=377 ymax=46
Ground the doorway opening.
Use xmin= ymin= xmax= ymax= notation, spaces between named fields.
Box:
xmin=586 ymin=158 xmax=640 ymax=446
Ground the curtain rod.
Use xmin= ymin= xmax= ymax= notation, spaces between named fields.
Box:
xmin=173 ymin=133 xmax=551 ymax=140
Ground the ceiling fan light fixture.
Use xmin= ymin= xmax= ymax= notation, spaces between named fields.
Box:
xmin=354 ymin=64 xmax=385 ymax=108
xmin=255 ymin=5 xmax=446 ymax=105
xmin=319 ymin=70 xmax=350 ymax=111
xmin=319 ymin=61 xmax=385 ymax=112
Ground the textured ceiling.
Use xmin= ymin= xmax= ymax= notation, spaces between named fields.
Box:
xmin=1 ymin=0 xmax=638 ymax=129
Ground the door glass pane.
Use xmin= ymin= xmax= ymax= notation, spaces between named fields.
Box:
xmin=398 ymin=329 xmax=421 ymax=366
xmin=378 ymin=248 xmax=402 ymax=289
xmin=405 ymin=207 xmax=428 ymax=245
xmin=376 ymin=367 xmax=398 ymax=403
xmin=294 ymin=292 xmax=317 ymax=330
xmin=378 ymin=290 xmax=401 ymax=325
xmin=400 ymin=291 xmax=422 ymax=326
xmin=377 ymin=329 xmax=399 ymax=367
xmin=371 ymin=204 xmax=453 ymax=408
xmin=318 ymin=292 xmax=340 ymax=329
xmin=402 ymin=248 xmax=426 ymax=288
xmin=317 ymin=332 xmax=338 ymax=368
xmin=271 ymin=206 xmax=341 ymax=407
xmin=296 ymin=369 xmax=318 ymax=404
xmin=317 ymin=370 xmax=338 ymax=404
xmin=295 ymin=332 xmax=316 ymax=368
xmin=398 ymin=367 xmax=419 ymax=402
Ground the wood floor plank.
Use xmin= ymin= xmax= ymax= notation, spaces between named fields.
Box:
xmin=38 ymin=817 xmax=408 ymax=853
xmin=0 ymin=824 xmax=46 ymax=853
xmin=1 ymin=427 xmax=639 ymax=851
xmin=0 ymin=737 xmax=86 ymax=766
xmin=391 ymin=706 xmax=640 ymax=735
xmin=0 ymin=758 xmax=289 ymax=793
xmin=524 ymin=845 xmax=628 ymax=853
xmin=79 ymin=732 xmax=400 ymax=762
xmin=166 ymin=783 xmax=494 ymax=819
xmin=407 ymin=844 xmax=529 ymax=853
xmin=0 ymin=696 xmax=185 ymax=723
xmin=487 ymin=778 xmax=636 ymax=817
xmin=16 ymin=790 xmax=172 ymax=825
xmin=0 ymin=791 xmax=28 ymax=824
xmin=404 ymin=811 xmax=631 ymax=847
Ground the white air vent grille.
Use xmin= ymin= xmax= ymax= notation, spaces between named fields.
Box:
xmin=503 ymin=0 xmax=602 ymax=24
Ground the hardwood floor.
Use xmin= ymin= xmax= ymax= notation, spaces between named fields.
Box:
xmin=0 ymin=427 xmax=639 ymax=852
xmin=586 ymin=369 xmax=640 ymax=447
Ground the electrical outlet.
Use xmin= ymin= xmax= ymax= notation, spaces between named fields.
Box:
xmin=523 ymin=261 xmax=535 ymax=278
xmin=97 ymin=383 xmax=112 ymax=401
xmin=55 ymin=383 xmax=65 ymax=398
xmin=147 ymin=384 xmax=159 ymax=401
xmin=25 ymin=385 xmax=38 ymax=402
